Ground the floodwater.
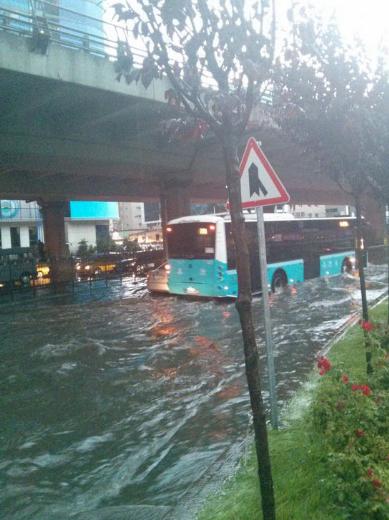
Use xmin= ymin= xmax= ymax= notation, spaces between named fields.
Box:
xmin=0 ymin=266 xmax=387 ymax=520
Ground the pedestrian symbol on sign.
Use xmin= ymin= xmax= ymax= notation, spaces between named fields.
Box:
xmin=249 ymin=162 xmax=268 ymax=197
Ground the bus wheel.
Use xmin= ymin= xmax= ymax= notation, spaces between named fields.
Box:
xmin=341 ymin=258 xmax=353 ymax=274
xmin=271 ymin=270 xmax=287 ymax=293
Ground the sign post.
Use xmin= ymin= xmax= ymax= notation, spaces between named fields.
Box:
xmin=256 ymin=205 xmax=278 ymax=429
xmin=238 ymin=137 xmax=290 ymax=430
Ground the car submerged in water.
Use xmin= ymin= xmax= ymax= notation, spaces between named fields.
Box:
xmin=74 ymin=252 xmax=123 ymax=278
xmin=147 ymin=262 xmax=170 ymax=294
xmin=0 ymin=248 xmax=38 ymax=288
xmin=115 ymin=249 xmax=165 ymax=277
xmin=75 ymin=250 xmax=165 ymax=279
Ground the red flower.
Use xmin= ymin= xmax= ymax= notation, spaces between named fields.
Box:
xmin=317 ymin=356 xmax=332 ymax=375
xmin=360 ymin=320 xmax=374 ymax=332
xmin=372 ymin=479 xmax=382 ymax=489
xmin=355 ymin=428 xmax=365 ymax=438
xmin=352 ymin=384 xmax=372 ymax=396
xmin=367 ymin=468 xmax=374 ymax=478
xmin=342 ymin=374 xmax=349 ymax=384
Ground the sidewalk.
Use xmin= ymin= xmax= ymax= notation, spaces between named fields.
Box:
xmin=198 ymin=300 xmax=389 ymax=520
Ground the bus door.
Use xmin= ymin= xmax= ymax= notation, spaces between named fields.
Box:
xmin=303 ymin=251 xmax=320 ymax=279
xmin=302 ymin=221 xmax=322 ymax=279
xmin=226 ymin=222 xmax=261 ymax=292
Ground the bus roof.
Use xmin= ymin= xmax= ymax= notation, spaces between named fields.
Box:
xmin=168 ymin=213 xmax=356 ymax=225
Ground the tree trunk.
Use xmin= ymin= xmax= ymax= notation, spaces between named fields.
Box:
xmin=222 ymin=136 xmax=276 ymax=520
xmin=355 ymin=197 xmax=372 ymax=374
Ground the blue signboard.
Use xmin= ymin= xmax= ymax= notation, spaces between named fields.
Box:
xmin=0 ymin=200 xmax=19 ymax=219
xmin=70 ymin=201 xmax=119 ymax=220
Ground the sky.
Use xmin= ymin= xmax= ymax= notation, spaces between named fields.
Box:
xmin=104 ymin=0 xmax=389 ymax=63
xmin=297 ymin=0 xmax=389 ymax=56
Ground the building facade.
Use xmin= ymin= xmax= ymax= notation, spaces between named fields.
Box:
xmin=0 ymin=200 xmax=42 ymax=251
xmin=0 ymin=200 xmax=119 ymax=254
xmin=114 ymin=202 xmax=162 ymax=246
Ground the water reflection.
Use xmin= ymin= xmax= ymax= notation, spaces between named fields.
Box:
xmin=0 ymin=266 xmax=387 ymax=519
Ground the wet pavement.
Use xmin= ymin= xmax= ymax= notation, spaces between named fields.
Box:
xmin=0 ymin=265 xmax=387 ymax=519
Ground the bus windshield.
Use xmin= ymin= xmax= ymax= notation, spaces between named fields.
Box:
xmin=167 ymin=223 xmax=216 ymax=259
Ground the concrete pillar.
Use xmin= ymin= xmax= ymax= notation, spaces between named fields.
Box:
xmin=1 ymin=226 xmax=11 ymax=249
xmin=41 ymin=201 xmax=73 ymax=284
xmin=20 ymin=226 xmax=30 ymax=248
xmin=164 ymin=183 xmax=191 ymax=221
xmin=160 ymin=180 xmax=191 ymax=257
xmin=37 ymin=222 xmax=44 ymax=242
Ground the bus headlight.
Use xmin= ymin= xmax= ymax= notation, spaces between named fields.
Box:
xmin=85 ymin=265 xmax=90 ymax=270
xmin=186 ymin=286 xmax=199 ymax=295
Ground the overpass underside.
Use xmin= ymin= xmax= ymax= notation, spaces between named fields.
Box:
xmin=0 ymin=28 xmax=384 ymax=282
xmin=0 ymin=29 xmax=354 ymax=206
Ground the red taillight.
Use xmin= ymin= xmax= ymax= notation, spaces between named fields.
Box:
xmin=209 ymin=224 xmax=216 ymax=231
xmin=166 ymin=227 xmax=172 ymax=233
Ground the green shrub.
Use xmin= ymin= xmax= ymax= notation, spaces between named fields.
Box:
xmin=311 ymin=326 xmax=389 ymax=519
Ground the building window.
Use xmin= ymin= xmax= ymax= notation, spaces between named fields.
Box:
xmin=144 ymin=202 xmax=160 ymax=222
xmin=29 ymin=227 xmax=38 ymax=247
xmin=10 ymin=227 xmax=20 ymax=248
xmin=96 ymin=224 xmax=109 ymax=252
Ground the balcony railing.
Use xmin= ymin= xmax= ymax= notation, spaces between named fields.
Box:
xmin=0 ymin=206 xmax=42 ymax=221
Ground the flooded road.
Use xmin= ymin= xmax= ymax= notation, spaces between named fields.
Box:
xmin=0 ymin=266 xmax=387 ymax=520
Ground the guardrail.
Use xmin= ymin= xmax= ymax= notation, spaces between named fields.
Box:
xmin=0 ymin=0 xmax=147 ymax=64
xmin=0 ymin=1 xmax=273 ymax=103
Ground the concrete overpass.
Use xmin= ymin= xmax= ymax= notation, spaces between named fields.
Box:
xmin=0 ymin=4 xmax=383 ymax=281
xmin=0 ymin=22 xmax=352 ymax=206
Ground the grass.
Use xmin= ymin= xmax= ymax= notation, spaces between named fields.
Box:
xmin=197 ymin=301 xmax=388 ymax=520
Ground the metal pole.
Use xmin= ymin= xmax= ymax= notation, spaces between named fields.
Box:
xmin=385 ymin=205 xmax=389 ymax=326
xmin=256 ymin=206 xmax=278 ymax=429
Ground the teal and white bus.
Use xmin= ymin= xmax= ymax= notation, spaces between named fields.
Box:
xmin=148 ymin=213 xmax=361 ymax=298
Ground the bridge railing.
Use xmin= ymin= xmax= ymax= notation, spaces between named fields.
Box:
xmin=0 ymin=0 xmax=147 ymax=65
xmin=0 ymin=1 xmax=273 ymax=103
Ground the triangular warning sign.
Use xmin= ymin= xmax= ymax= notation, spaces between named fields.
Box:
xmin=239 ymin=137 xmax=290 ymax=208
